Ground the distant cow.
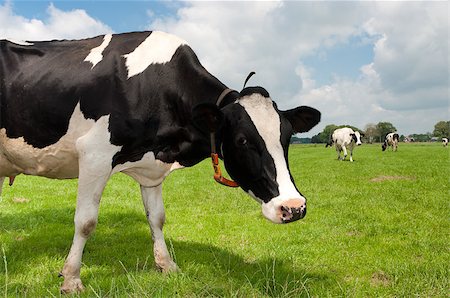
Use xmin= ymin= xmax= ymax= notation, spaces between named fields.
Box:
xmin=382 ymin=132 xmax=399 ymax=151
xmin=326 ymin=127 xmax=363 ymax=162
xmin=443 ymin=138 xmax=448 ymax=147
xmin=0 ymin=31 xmax=321 ymax=293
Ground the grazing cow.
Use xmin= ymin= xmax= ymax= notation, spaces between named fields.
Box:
xmin=0 ymin=31 xmax=321 ymax=293
xmin=382 ymin=132 xmax=399 ymax=151
xmin=326 ymin=127 xmax=363 ymax=162
xmin=443 ymin=138 xmax=448 ymax=147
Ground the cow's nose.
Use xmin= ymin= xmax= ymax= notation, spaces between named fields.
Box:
xmin=357 ymin=143 xmax=362 ymax=146
xmin=280 ymin=199 xmax=306 ymax=223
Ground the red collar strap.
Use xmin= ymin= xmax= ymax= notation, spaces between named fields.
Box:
xmin=211 ymin=153 xmax=239 ymax=187
xmin=210 ymin=88 xmax=239 ymax=188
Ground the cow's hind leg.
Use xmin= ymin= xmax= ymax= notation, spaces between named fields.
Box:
xmin=141 ymin=185 xmax=179 ymax=273
xmin=336 ymin=146 xmax=342 ymax=160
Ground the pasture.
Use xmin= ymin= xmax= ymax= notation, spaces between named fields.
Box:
xmin=1 ymin=143 xmax=448 ymax=297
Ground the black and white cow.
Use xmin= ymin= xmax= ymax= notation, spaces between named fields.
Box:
xmin=442 ymin=137 xmax=448 ymax=147
xmin=326 ymin=127 xmax=363 ymax=162
xmin=382 ymin=132 xmax=399 ymax=151
xmin=0 ymin=31 xmax=320 ymax=293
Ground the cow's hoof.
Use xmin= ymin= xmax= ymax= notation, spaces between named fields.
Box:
xmin=157 ymin=260 xmax=180 ymax=274
xmin=60 ymin=278 xmax=85 ymax=294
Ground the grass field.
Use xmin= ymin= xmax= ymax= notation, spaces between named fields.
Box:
xmin=1 ymin=143 xmax=448 ymax=297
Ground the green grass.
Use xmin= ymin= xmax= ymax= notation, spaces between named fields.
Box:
xmin=1 ymin=143 xmax=449 ymax=297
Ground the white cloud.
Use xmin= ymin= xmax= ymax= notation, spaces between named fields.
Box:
xmin=149 ymin=1 xmax=448 ymax=136
xmin=0 ymin=2 xmax=112 ymax=41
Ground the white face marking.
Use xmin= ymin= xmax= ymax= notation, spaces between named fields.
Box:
xmin=354 ymin=131 xmax=362 ymax=145
xmin=238 ymin=94 xmax=304 ymax=222
xmin=84 ymin=34 xmax=112 ymax=68
xmin=123 ymin=31 xmax=187 ymax=79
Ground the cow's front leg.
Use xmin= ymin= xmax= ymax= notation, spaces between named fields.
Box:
xmin=60 ymin=120 xmax=119 ymax=294
xmin=342 ymin=146 xmax=348 ymax=161
xmin=349 ymin=148 xmax=354 ymax=162
xmin=60 ymin=172 xmax=109 ymax=294
xmin=141 ymin=185 xmax=179 ymax=273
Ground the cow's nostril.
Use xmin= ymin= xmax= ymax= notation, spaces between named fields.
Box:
xmin=280 ymin=204 xmax=306 ymax=223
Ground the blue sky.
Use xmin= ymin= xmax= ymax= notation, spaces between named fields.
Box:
xmin=9 ymin=1 xmax=178 ymax=32
xmin=1 ymin=1 xmax=448 ymax=137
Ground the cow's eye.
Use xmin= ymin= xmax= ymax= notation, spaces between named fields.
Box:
xmin=236 ymin=135 xmax=248 ymax=146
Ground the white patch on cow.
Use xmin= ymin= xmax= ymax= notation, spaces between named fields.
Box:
xmin=238 ymin=94 xmax=304 ymax=222
xmin=0 ymin=103 xmax=95 ymax=178
xmin=123 ymin=31 xmax=187 ymax=79
xmin=7 ymin=39 xmax=33 ymax=46
xmin=84 ymin=34 xmax=112 ymax=68
xmin=169 ymin=162 xmax=184 ymax=172
xmin=112 ymin=152 xmax=173 ymax=187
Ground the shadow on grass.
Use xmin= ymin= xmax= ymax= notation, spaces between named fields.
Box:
xmin=1 ymin=208 xmax=332 ymax=297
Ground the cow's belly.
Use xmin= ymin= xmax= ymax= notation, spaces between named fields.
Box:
xmin=0 ymin=103 xmax=95 ymax=179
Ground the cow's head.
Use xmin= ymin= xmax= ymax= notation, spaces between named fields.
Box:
xmin=351 ymin=131 xmax=363 ymax=146
xmin=193 ymin=87 xmax=320 ymax=224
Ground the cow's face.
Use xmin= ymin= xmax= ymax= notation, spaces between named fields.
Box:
xmin=195 ymin=87 xmax=320 ymax=224
xmin=351 ymin=131 xmax=363 ymax=146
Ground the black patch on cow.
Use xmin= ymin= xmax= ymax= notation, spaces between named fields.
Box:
xmin=108 ymin=41 xmax=233 ymax=167
xmin=240 ymin=86 xmax=270 ymax=98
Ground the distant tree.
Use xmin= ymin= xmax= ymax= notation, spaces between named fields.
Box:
xmin=364 ymin=123 xmax=379 ymax=143
xmin=433 ymin=121 xmax=450 ymax=138
xmin=311 ymin=134 xmax=322 ymax=144
xmin=376 ymin=122 xmax=397 ymax=141
xmin=290 ymin=136 xmax=312 ymax=144
xmin=319 ymin=124 xmax=338 ymax=143
xmin=410 ymin=133 xmax=431 ymax=142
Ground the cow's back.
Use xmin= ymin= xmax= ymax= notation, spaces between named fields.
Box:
xmin=333 ymin=127 xmax=354 ymax=146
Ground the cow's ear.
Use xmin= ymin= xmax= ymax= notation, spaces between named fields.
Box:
xmin=281 ymin=106 xmax=321 ymax=133
xmin=192 ymin=103 xmax=224 ymax=133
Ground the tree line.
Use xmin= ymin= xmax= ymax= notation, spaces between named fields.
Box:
xmin=291 ymin=121 xmax=450 ymax=144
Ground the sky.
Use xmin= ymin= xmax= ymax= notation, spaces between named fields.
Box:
xmin=0 ymin=0 xmax=448 ymax=138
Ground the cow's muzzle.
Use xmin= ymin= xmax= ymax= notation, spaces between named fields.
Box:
xmin=262 ymin=198 xmax=307 ymax=224
xmin=280 ymin=199 xmax=307 ymax=223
